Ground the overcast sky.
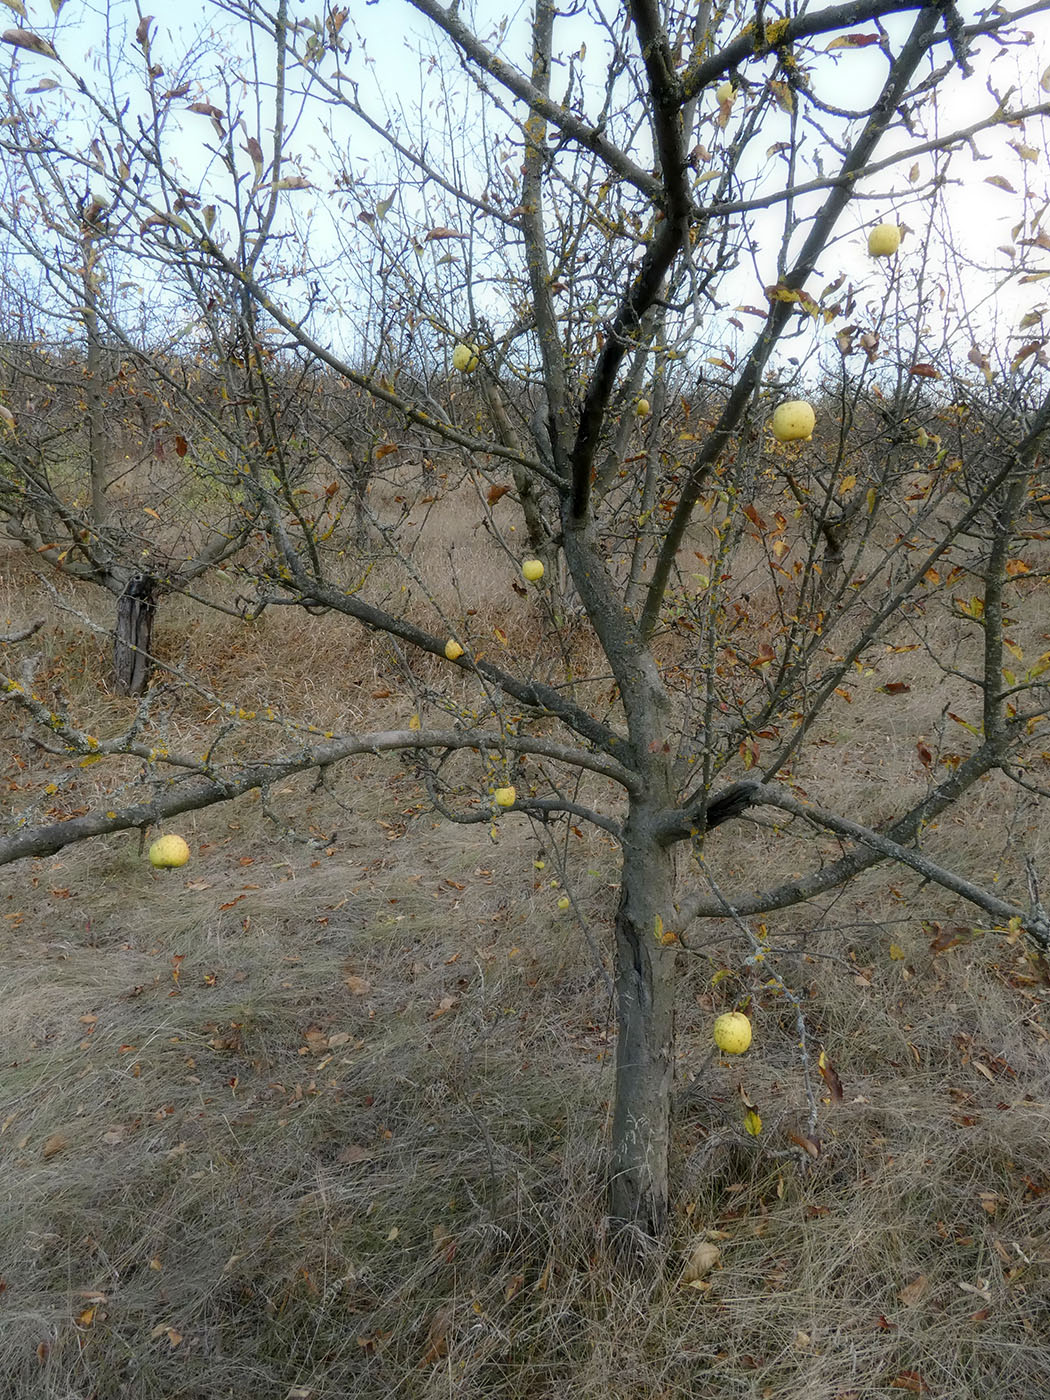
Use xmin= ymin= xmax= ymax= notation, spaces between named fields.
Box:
xmin=5 ymin=1 xmax=1049 ymax=373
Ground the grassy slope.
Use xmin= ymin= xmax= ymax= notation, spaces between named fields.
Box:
xmin=2 ymin=539 xmax=1049 ymax=1400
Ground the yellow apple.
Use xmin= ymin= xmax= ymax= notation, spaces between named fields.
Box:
xmin=713 ymin=1012 xmax=752 ymax=1055
xmin=716 ymin=80 xmax=734 ymax=105
xmin=148 ymin=834 xmax=190 ymax=869
xmin=635 ymin=398 xmax=651 ymax=418
xmin=557 ymin=895 xmax=570 ymax=911
xmin=771 ymin=399 xmax=815 ymax=443
xmin=868 ymin=223 xmax=901 ymax=257
xmin=452 ymin=342 xmax=479 ymax=373
xmin=494 ymin=785 xmax=516 ymax=808
xmin=444 ymin=639 xmax=464 ymax=661
xmin=522 ymin=558 xmax=544 ymax=582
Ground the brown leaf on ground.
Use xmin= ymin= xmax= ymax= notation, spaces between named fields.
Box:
xmin=681 ymin=1239 xmax=721 ymax=1284
xmin=898 ymin=1274 xmax=929 ymax=1306
xmin=336 ymin=1144 xmax=374 ymax=1165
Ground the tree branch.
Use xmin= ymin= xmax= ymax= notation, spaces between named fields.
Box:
xmin=0 ymin=723 xmax=637 ymax=869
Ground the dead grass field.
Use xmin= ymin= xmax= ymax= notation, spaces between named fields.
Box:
xmin=2 ymin=514 xmax=1050 ymax=1400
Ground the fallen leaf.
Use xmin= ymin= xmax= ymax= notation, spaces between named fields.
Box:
xmin=681 ymin=1239 xmax=721 ymax=1283
xmin=818 ymin=1050 xmax=844 ymax=1101
xmin=419 ymin=1304 xmax=453 ymax=1364
xmin=898 ymin=1273 xmax=928 ymax=1306
xmin=788 ymin=1130 xmax=820 ymax=1158
xmin=337 ymin=1144 xmax=375 ymax=1165
xmin=889 ymin=1371 xmax=926 ymax=1393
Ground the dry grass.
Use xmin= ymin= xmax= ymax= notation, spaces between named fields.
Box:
xmin=3 ymin=520 xmax=1050 ymax=1400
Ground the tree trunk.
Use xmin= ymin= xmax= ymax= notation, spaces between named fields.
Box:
xmin=608 ymin=810 xmax=678 ymax=1238
xmin=113 ymin=573 xmax=157 ymax=695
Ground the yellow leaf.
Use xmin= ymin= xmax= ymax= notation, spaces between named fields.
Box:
xmin=768 ymin=78 xmax=793 ymax=113
xmin=743 ymin=1109 xmax=762 ymax=1136
xmin=889 ymin=943 xmax=906 ymax=960
xmin=837 ymin=473 xmax=856 ymax=496
xmin=409 ymin=714 xmax=421 ymax=730
xmin=866 ymin=486 xmax=877 ymax=513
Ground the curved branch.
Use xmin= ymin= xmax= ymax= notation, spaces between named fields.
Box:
xmin=681 ymin=0 xmax=945 ymax=101
xmin=283 ymin=577 xmax=634 ymax=764
xmin=639 ymin=3 xmax=946 ymax=641
xmin=1 ymin=618 xmax=45 ymax=644
xmin=0 ymin=722 xmax=635 ymax=868
xmin=752 ymin=782 xmax=1049 ymax=947
xmin=407 ymin=0 xmax=662 ymax=202
xmin=675 ymin=730 xmax=1035 ymax=933
xmin=177 ymin=239 xmax=559 ymax=485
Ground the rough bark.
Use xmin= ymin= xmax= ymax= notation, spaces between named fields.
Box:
xmin=608 ymin=804 xmax=678 ymax=1238
xmin=113 ymin=573 xmax=157 ymax=695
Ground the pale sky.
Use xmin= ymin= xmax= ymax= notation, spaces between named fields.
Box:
xmin=5 ymin=0 xmax=1049 ymax=376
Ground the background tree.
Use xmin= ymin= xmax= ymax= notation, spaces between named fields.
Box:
xmin=3 ymin=0 xmax=1050 ymax=1245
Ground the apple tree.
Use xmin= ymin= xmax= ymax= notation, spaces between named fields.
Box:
xmin=3 ymin=0 xmax=1050 ymax=1241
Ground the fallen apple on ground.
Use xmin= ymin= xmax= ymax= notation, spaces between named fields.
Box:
xmin=522 ymin=559 xmax=544 ymax=582
xmin=444 ymin=639 xmax=464 ymax=661
xmin=494 ymin=786 xmax=516 ymax=808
